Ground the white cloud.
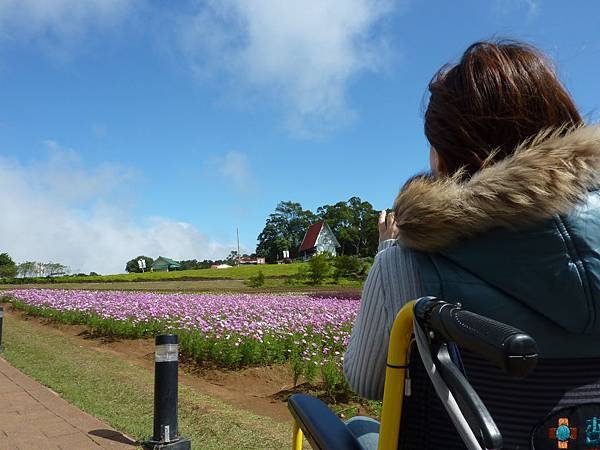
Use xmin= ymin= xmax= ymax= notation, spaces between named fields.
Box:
xmin=0 ymin=0 xmax=136 ymax=58
xmin=38 ymin=140 xmax=135 ymax=204
xmin=211 ymin=151 xmax=256 ymax=193
xmin=177 ymin=0 xmax=396 ymax=136
xmin=0 ymin=143 xmax=229 ymax=274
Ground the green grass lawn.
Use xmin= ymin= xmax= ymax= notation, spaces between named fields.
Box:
xmin=0 ymin=261 xmax=365 ymax=291
xmin=9 ymin=263 xmax=307 ymax=283
xmin=1 ymin=315 xmax=293 ymax=449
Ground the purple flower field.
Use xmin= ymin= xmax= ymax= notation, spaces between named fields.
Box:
xmin=5 ymin=289 xmax=360 ymax=388
xmin=6 ymin=289 xmax=359 ymax=341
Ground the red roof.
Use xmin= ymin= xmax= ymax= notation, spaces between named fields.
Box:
xmin=299 ymin=221 xmax=325 ymax=252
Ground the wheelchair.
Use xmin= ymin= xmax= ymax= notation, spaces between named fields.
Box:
xmin=288 ymin=297 xmax=600 ymax=449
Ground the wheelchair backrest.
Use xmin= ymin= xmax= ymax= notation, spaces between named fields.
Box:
xmin=398 ymin=347 xmax=600 ymax=450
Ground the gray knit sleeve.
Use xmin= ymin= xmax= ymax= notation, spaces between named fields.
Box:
xmin=378 ymin=239 xmax=397 ymax=252
xmin=343 ymin=244 xmax=424 ymax=400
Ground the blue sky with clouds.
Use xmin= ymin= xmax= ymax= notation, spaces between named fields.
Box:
xmin=2 ymin=0 xmax=600 ymax=274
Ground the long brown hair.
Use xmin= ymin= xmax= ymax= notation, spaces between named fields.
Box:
xmin=425 ymin=40 xmax=582 ymax=177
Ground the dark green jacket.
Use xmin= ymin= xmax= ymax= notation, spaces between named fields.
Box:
xmin=393 ymin=127 xmax=600 ymax=358
xmin=415 ymin=190 xmax=600 ymax=357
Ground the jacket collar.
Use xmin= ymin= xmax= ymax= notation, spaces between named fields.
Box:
xmin=393 ymin=125 xmax=600 ymax=253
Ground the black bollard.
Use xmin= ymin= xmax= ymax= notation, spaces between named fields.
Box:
xmin=0 ymin=305 xmax=3 ymax=353
xmin=143 ymin=334 xmax=190 ymax=450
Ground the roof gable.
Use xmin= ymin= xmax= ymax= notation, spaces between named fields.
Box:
xmin=318 ymin=222 xmax=341 ymax=248
xmin=299 ymin=221 xmax=340 ymax=252
xmin=299 ymin=221 xmax=325 ymax=252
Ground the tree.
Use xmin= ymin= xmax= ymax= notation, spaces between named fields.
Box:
xmin=332 ymin=255 xmax=362 ymax=281
xmin=256 ymin=201 xmax=316 ymax=262
xmin=346 ymin=197 xmax=379 ymax=257
xmin=0 ymin=253 xmax=17 ymax=278
xmin=43 ymin=262 xmax=69 ymax=276
xmin=318 ymin=197 xmax=379 ymax=256
xmin=180 ymin=259 xmax=200 ymax=270
xmin=255 ymin=223 xmax=286 ymax=263
xmin=17 ymin=261 xmax=71 ymax=277
xmin=17 ymin=261 xmax=37 ymax=277
xmin=317 ymin=201 xmax=354 ymax=255
xmin=125 ymin=256 xmax=154 ymax=273
xmin=198 ymin=259 xmax=214 ymax=269
xmin=225 ymin=250 xmax=239 ymax=266
xmin=306 ymin=253 xmax=332 ymax=285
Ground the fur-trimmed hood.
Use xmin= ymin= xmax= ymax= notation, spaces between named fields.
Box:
xmin=393 ymin=125 xmax=600 ymax=252
xmin=395 ymin=125 xmax=600 ymax=340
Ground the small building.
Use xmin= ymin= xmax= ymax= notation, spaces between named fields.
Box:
xmin=239 ymin=257 xmax=266 ymax=265
xmin=298 ymin=221 xmax=341 ymax=258
xmin=211 ymin=263 xmax=233 ymax=269
xmin=152 ymin=256 xmax=182 ymax=272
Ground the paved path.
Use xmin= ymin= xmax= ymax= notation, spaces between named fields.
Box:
xmin=0 ymin=357 xmax=138 ymax=449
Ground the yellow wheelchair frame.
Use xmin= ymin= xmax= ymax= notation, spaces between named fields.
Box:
xmin=289 ymin=297 xmax=539 ymax=450
xmin=292 ymin=300 xmax=416 ymax=450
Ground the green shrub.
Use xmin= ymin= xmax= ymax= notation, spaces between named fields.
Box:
xmin=245 ymin=270 xmax=265 ymax=288
xmin=333 ymin=255 xmax=362 ymax=281
xmin=285 ymin=265 xmax=308 ymax=285
xmin=307 ymin=253 xmax=332 ymax=285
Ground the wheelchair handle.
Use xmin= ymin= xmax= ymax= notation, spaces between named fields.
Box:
xmin=415 ymin=298 xmax=538 ymax=378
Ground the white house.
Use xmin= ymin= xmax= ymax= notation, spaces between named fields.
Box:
xmin=298 ymin=221 xmax=341 ymax=258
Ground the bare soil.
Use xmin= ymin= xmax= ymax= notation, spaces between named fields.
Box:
xmin=0 ymin=280 xmax=248 ymax=292
xmin=0 ymin=280 xmax=362 ymax=297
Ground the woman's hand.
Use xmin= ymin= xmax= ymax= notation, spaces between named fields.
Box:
xmin=378 ymin=210 xmax=399 ymax=243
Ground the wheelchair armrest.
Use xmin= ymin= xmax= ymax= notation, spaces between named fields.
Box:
xmin=288 ymin=394 xmax=363 ymax=450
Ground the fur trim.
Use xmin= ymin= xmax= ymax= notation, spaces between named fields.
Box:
xmin=393 ymin=125 xmax=600 ymax=252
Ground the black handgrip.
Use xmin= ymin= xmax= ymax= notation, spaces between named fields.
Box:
xmin=415 ymin=298 xmax=538 ymax=378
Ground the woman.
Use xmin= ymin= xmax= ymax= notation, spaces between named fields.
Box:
xmin=344 ymin=40 xmax=600 ymax=449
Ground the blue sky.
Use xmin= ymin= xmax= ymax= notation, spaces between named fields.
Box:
xmin=2 ymin=0 xmax=600 ymax=274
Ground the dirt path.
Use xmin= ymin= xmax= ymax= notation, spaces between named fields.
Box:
xmin=0 ymin=280 xmax=362 ymax=296
xmin=0 ymin=279 xmax=248 ymax=292
xmin=3 ymin=307 xmax=294 ymax=423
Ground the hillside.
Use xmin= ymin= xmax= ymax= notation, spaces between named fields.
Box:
xmin=3 ymin=263 xmax=306 ymax=284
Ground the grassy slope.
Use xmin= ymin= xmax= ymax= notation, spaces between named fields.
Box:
xmin=0 ymin=262 xmax=364 ymax=291
xmin=8 ymin=263 xmax=306 ymax=283
xmin=2 ymin=315 xmax=292 ymax=450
